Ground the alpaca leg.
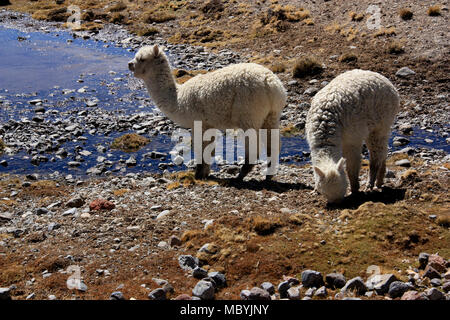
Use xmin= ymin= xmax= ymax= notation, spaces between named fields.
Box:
xmin=367 ymin=131 xmax=389 ymax=189
xmin=193 ymin=125 xmax=212 ymax=180
xmin=262 ymin=112 xmax=281 ymax=181
xmin=236 ymin=135 xmax=256 ymax=181
xmin=342 ymin=142 xmax=362 ymax=194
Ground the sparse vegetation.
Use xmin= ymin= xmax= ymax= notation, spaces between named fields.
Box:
xmin=427 ymin=5 xmax=441 ymax=16
xmin=135 ymin=26 xmax=159 ymax=37
xmin=339 ymin=52 xmax=358 ymax=63
xmin=399 ymin=8 xmax=413 ymax=20
xmin=111 ymin=133 xmax=150 ymax=152
xmin=270 ymin=61 xmax=286 ymax=73
xmin=0 ymin=139 xmax=5 ymax=154
xmin=349 ymin=11 xmax=364 ymax=21
xmin=292 ymin=56 xmax=323 ymax=78
xmin=387 ymin=41 xmax=405 ymax=54
xmin=109 ymin=1 xmax=127 ymax=12
xmin=373 ymin=26 xmax=396 ymax=37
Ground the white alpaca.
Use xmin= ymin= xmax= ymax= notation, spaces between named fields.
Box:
xmin=305 ymin=69 xmax=400 ymax=203
xmin=128 ymin=45 xmax=287 ymax=180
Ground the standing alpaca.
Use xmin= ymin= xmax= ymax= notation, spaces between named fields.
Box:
xmin=306 ymin=69 xmax=400 ymax=203
xmin=128 ymin=45 xmax=287 ymax=180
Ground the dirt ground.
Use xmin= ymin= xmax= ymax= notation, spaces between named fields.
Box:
xmin=0 ymin=0 xmax=449 ymax=300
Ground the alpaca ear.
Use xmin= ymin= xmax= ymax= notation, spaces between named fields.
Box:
xmin=314 ymin=166 xmax=325 ymax=179
xmin=337 ymin=158 xmax=346 ymax=172
xmin=153 ymin=45 xmax=160 ymax=57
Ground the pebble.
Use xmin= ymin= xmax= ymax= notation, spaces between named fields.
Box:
xmin=169 ymin=235 xmax=182 ymax=247
xmin=110 ymin=291 xmax=126 ymax=300
xmin=277 ymin=281 xmax=291 ymax=299
xmin=36 ymin=207 xmax=49 ymax=215
xmin=192 ymin=280 xmax=215 ymax=300
xmin=396 ymin=67 xmax=416 ymax=78
xmin=314 ymin=286 xmax=327 ymax=297
xmin=401 ymin=290 xmax=428 ymax=300
xmin=395 ymin=159 xmax=411 ymax=167
xmin=247 ymin=287 xmax=271 ymax=300
xmin=148 ymin=288 xmax=166 ymax=300
xmin=423 ymin=265 xmax=441 ymax=279
xmin=418 ymin=252 xmax=430 ymax=269
xmin=62 ymin=208 xmax=77 ymax=216
xmin=427 ymin=254 xmax=446 ymax=273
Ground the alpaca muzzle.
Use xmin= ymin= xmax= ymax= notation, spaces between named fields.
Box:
xmin=128 ymin=61 xmax=135 ymax=72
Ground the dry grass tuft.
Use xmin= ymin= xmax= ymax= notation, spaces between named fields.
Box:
xmin=349 ymin=11 xmax=364 ymax=21
xmin=373 ymin=27 xmax=396 ymax=37
xmin=292 ymin=56 xmax=323 ymax=78
xmin=111 ymin=133 xmax=149 ymax=152
xmin=437 ymin=213 xmax=450 ymax=228
xmin=0 ymin=139 xmax=5 ymax=154
xmin=399 ymin=8 xmax=413 ymax=20
xmin=270 ymin=61 xmax=287 ymax=73
xmin=387 ymin=41 xmax=405 ymax=54
xmin=109 ymin=1 xmax=127 ymax=12
xmin=339 ymin=52 xmax=358 ymax=63
xmin=252 ymin=216 xmax=282 ymax=235
xmin=427 ymin=5 xmax=441 ymax=16
xmin=135 ymin=26 xmax=159 ymax=37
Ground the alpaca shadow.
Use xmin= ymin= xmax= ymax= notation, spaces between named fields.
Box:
xmin=210 ymin=176 xmax=313 ymax=193
xmin=327 ymin=187 xmax=407 ymax=210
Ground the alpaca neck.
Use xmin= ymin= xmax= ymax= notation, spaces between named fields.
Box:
xmin=143 ymin=60 xmax=180 ymax=119
xmin=311 ymin=144 xmax=342 ymax=168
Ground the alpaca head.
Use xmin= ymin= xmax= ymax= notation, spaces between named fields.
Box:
xmin=128 ymin=45 xmax=166 ymax=79
xmin=313 ymin=158 xmax=348 ymax=204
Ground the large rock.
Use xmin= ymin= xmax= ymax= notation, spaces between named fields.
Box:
xmin=326 ymin=273 xmax=346 ymax=289
xmin=427 ymin=254 xmax=446 ymax=273
xmin=66 ymin=196 xmax=85 ymax=208
xmin=418 ymin=252 xmax=430 ymax=269
xmin=366 ymin=274 xmax=397 ymax=295
xmin=425 ymin=288 xmax=445 ymax=301
xmin=0 ymin=288 xmax=11 ymax=300
xmin=423 ymin=265 xmax=441 ymax=280
xmin=341 ymin=277 xmax=367 ymax=295
xmin=148 ymin=288 xmax=166 ymax=300
xmin=401 ymin=291 xmax=428 ymax=300
xmin=192 ymin=280 xmax=215 ymax=300
xmin=301 ymin=270 xmax=324 ymax=288
xmin=247 ymin=287 xmax=271 ymax=300
xmin=388 ymin=281 xmax=414 ymax=298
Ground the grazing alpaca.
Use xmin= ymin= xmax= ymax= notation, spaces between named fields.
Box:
xmin=305 ymin=69 xmax=400 ymax=203
xmin=128 ymin=45 xmax=287 ymax=180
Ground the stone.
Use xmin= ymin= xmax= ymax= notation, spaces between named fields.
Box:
xmin=248 ymin=287 xmax=271 ymax=300
xmin=110 ymin=291 xmax=126 ymax=300
xmin=423 ymin=265 xmax=441 ymax=280
xmin=240 ymin=290 xmax=251 ymax=300
xmin=66 ymin=197 xmax=85 ymax=208
xmin=36 ymin=207 xmax=49 ymax=215
xmin=425 ymin=288 xmax=445 ymax=301
xmin=325 ymin=273 xmax=346 ymax=289
xmin=175 ymin=294 xmax=192 ymax=300
xmin=388 ymin=281 xmax=414 ymax=298
xmin=148 ymin=288 xmax=166 ymax=300
xmin=192 ymin=280 xmax=215 ymax=300
xmin=396 ymin=67 xmax=415 ymax=78
xmin=287 ymin=286 xmax=301 ymax=300
xmin=0 ymin=288 xmax=11 ymax=300
xmin=366 ymin=274 xmax=397 ymax=295
xmin=427 ymin=254 xmax=446 ymax=273
xmin=395 ymin=159 xmax=411 ymax=167
xmin=178 ymin=255 xmax=199 ymax=271
xmin=208 ymin=272 xmax=226 ymax=288
xmin=192 ymin=267 xmax=208 ymax=279
xmin=401 ymin=290 xmax=428 ymax=300
xmin=341 ymin=277 xmax=367 ymax=295
xmin=431 ymin=278 xmax=441 ymax=287
xmin=305 ymin=287 xmax=315 ymax=297
xmin=169 ymin=235 xmax=182 ymax=247
xmin=418 ymin=252 xmax=430 ymax=269
xmin=442 ymin=282 xmax=450 ymax=293
xmin=314 ymin=286 xmax=327 ymax=297
xmin=62 ymin=208 xmax=77 ymax=216
xmin=260 ymin=282 xmax=275 ymax=295
xmin=89 ymin=199 xmax=115 ymax=211
xmin=301 ymin=270 xmax=324 ymax=288
xmin=277 ymin=281 xmax=291 ymax=299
